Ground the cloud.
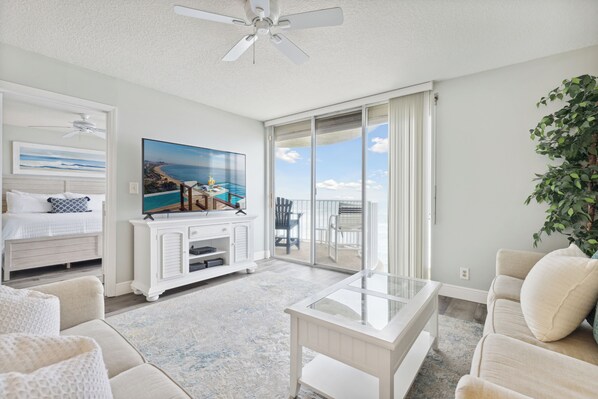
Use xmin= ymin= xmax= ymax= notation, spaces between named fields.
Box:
xmin=369 ymin=137 xmax=388 ymax=153
xmin=276 ymin=147 xmax=301 ymax=163
xmin=316 ymin=179 xmax=360 ymax=191
xmin=316 ymin=179 xmax=382 ymax=191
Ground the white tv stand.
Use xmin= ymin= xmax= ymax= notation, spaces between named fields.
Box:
xmin=130 ymin=214 xmax=257 ymax=301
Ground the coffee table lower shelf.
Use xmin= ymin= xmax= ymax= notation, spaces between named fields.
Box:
xmin=299 ymin=331 xmax=435 ymax=399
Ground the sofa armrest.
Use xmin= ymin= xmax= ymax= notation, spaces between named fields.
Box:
xmin=456 ymin=376 xmax=533 ymax=399
xmin=31 ymin=276 xmax=104 ymax=330
xmin=495 ymin=249 xmax=545 ymax=280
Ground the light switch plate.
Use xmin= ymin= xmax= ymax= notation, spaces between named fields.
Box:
xmin=129 ymin=182 xmax=139 ymax=194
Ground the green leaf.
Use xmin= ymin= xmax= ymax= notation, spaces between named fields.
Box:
xmin=526 ymin=75 xmax=598 ymax=256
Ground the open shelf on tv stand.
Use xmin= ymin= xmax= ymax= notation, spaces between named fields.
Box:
xmin=130 ymin=214 xmax=257 ymax=302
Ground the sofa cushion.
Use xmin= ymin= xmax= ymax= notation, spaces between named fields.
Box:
xmin=62 ymin=319 xmax=144 ymax=378
xmin=487 ymin=275 xmax=523 ymax=305
xmin=485 ymin=298 xmax=598 ymax=365
xmin=0 ymin=334 xmax=112 ymax=398
xmin=520 ymin=244 xmax=598 ymax=342
xmin=32 ymin=276 xmax=105 ymax=331
xmin=110 ymin=364 xmax=191 ymax=399
xmin=471 ymin=333 xmax=598 ymax=399
xmin=0 ymin=285 xmax=60 ymax=336
xmin=456 ymin=375 xmax=533 ymax=399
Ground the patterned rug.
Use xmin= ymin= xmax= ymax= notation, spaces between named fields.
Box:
xmin=107 ymin=271 xmax=482 ymax=398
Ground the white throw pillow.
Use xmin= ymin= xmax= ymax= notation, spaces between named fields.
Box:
xmin=0 ymin=334 xmax=113 ymax=399
xmin=7 ymin=191 xmax=66 ymax=213
xmin=0 ymin=285 xmax=60 ymax=336
xmin=65 ymin=192 xmax=105 ymax=212
xmin=520 ymin=243 xmax=598 ymax=342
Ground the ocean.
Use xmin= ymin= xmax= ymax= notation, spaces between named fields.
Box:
xmin=161 ymin=164 xmax=245 ymax=186
xmin=20 ymin=154 xmax=106 ymax=172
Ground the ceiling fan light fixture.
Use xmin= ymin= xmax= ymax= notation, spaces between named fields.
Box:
xmin=174 ymin=1 xmax=343 ymax=64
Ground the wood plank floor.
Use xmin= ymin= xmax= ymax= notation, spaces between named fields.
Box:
xmin=106 ymin=258 xmax=487 ymax=325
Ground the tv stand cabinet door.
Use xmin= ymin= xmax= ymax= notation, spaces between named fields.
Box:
xmin=157 ymin=227 xmax=188 ymax=280
xmin=231 ymin=222 xmax=252 ymax=264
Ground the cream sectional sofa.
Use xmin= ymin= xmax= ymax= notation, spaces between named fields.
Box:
xmin=30 ymin=276 xmax=191 ymax=399
xmin=456 ymin=249 xmax=598 ymax=399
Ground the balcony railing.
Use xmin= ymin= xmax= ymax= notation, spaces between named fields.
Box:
xmin=280 ymin=199 xmax=379 ymax=269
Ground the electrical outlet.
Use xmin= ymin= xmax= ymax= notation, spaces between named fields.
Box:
xmin=129 ymin=182 xmax=139 ymax=195
xmin=460 ymin=267 xmax=470 ymax=280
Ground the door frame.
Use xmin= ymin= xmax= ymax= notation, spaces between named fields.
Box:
xmin=0 ymin=80 xmax=118 ymax=296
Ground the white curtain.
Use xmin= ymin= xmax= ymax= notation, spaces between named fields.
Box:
xmin=388 ymin=92 xmax=430 ymax=278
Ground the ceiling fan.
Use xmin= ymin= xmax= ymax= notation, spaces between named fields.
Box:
xmin=29 ymin=114 xmax=106 ymax=139
xmin=174 ymin=0 xmax=344 ymax=64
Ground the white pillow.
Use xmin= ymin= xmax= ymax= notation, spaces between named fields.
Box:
xmin=7 ymin=191 xmax=66 ymax=213
xmin=0 ymin=285 xmax=60 ymax=336
xmin=520 ymin=243 xmax=598 ymax=342
xmin=0 ymin=334 xmax=113 ymax=399
xmin=65 ymin=192 xmax=105 ymax=212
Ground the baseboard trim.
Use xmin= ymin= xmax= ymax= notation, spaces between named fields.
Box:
xmin=439 ymin=283 xmax=487 ymax=304
xmin=115 ymin=280 xmax=133 ymax=296
xmin=254 ymin=250 xmax=270 ymax=261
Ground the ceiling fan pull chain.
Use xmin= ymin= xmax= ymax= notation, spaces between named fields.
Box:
xmin=253 ymin=26 xmax=256 ymax=65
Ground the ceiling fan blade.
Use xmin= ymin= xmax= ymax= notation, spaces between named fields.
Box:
xmin=222 ymin=35 xmax=258 ymax=62
xmin=91 ymin=131 xmax=106 ymax=139
xmin=92 ymin=128 xmax=106 ymax=133
xmin=174 ymin=5 xmax=246 ymax=26
xmin=248 ymin=0 xmax=270 ymax=18
xmin=278 ymin=7 xmax=343 ymax=30
xmin=270 ymin=34 xmax=309 ymax=65
xmin=62 ymin=131 xmax=79 ymax=139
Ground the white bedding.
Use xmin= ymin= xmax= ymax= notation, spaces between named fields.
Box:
xmin=2 ymin=212 xmax=103 ymax=243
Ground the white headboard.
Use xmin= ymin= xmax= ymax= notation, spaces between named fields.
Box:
xmin=2 ymin=175 xmax=105 ymax=212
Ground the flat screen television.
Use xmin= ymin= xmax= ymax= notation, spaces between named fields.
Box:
xmin=142 ymin=138 xmax=246 ymax=216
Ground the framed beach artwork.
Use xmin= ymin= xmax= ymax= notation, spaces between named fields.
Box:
xmin=12 ymin=141 xmax=106 ymax=178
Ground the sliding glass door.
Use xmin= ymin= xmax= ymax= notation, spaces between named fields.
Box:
xmin=366 ymin=104 xmax=390 ymax=272
xmin=315 ymin=110 xmax=363 ymax=271
xmin=271 ymin=105 xmax=389 ymax=272
xmin=273 ymin=120 xmax=312 ymax=264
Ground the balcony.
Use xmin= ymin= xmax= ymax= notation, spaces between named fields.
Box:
xmin=274 ymin=199 xmax=383 ymax=272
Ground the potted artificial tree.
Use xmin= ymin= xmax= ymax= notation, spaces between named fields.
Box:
xmin=526 ymin=75 xmax=598 ymax=255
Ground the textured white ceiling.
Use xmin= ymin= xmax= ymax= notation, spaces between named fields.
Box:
xmin=1 ymin=0 xmax=597 ymax=121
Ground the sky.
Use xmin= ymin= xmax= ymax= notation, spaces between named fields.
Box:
xmin=143 ymin=139 xmax=245 ymax=171
xmin=275 ymin=123 xmax=389 ymax=204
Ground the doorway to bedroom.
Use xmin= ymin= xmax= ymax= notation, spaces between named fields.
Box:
xmin=0 ymin=93 xmax=107 ymax=289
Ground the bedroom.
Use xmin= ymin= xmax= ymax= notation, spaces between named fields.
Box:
xmin=1 ymin=94 xmax=107 ymax=288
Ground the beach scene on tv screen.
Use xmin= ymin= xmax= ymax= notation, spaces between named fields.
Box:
xmin=143 ymin=140 xmax=246 ymax=214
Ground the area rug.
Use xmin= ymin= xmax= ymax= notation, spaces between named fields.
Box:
xmin=107 ymin=271 xmax=482 ymax=398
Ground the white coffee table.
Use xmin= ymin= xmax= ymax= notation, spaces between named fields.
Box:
xmin=285 ymin=270 xmax=442 ymax=399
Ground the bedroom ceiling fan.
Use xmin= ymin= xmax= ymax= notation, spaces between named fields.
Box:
xmin=174 ymin=0 xmax=344 ymax=64
xmin=28 ymin=114 xmax=106 ymax=140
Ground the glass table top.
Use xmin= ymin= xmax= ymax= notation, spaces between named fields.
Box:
xmin=309 ymin=289 xmax=406 ymax=330
xmin=348 ymin=273 xmax=427 ymax=300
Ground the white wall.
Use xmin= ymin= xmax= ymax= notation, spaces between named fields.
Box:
xmin=3 ymin=124 xmax=105 ymax=173
xmin=433 ymin=45 xmax=598 ymax=291
xmin=0 ymin=43 xmax=265 ymax=285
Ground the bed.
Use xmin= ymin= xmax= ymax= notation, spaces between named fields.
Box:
xmin=2 ymin=175 xmax=105 ymax=281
